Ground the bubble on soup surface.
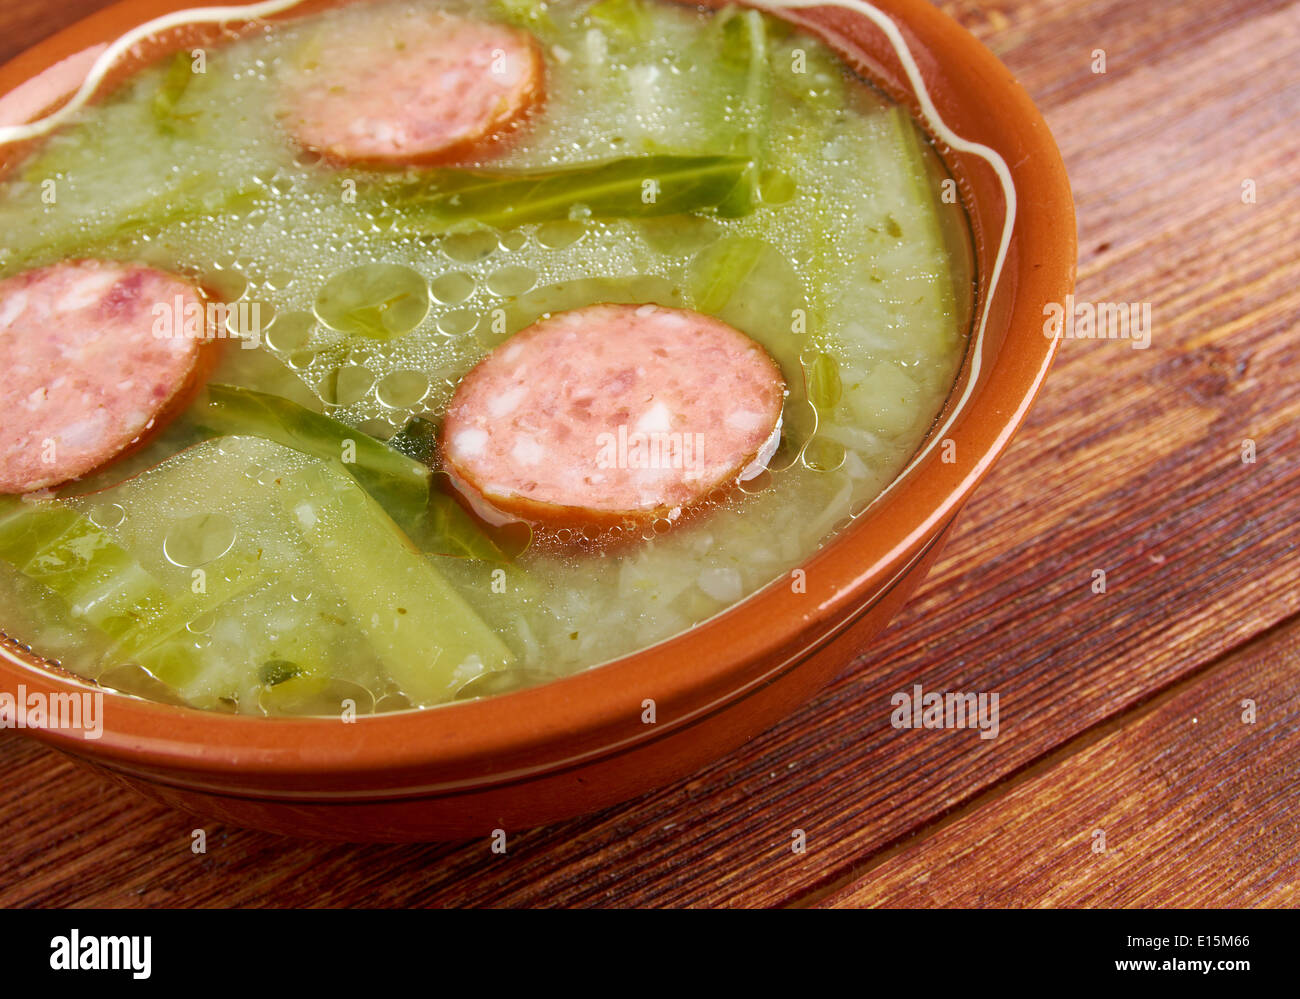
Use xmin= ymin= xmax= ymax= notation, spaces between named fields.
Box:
xmin=374 ymin=691 xmax=413 ymax=713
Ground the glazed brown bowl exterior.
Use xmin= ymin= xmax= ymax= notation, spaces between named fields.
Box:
xmin=0 ymin=0 xmax=1074 ymax=840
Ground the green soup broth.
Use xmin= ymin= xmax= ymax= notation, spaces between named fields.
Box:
xmin=0 ymin=0 xmax=974 ymax=715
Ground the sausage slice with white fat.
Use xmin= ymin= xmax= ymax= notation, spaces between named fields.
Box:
xmin=441 ymin=303 xmax=786 ymax=528
xmin=0 ymin=260 xmax=212 ymax=494
xmin=279 ymin=10 xmax=545 ymax=167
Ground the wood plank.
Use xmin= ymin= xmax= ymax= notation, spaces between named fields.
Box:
xmin=935 ymin=0 xmax=1297 ymax=113
xmin=0 ymin=0 xmax=122 ymax=68
xmin=1 ymin=0 xmax=1298 ymax=908
xmin=816 ymin=618 xmax=1300 ymax=907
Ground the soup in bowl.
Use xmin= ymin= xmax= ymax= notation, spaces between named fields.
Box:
xmin=0 ymin=0 xmax=1073 ymax=839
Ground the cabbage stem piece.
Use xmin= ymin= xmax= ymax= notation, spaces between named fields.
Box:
xmin=278 ymin=459 xmax=514 ymax=705
xmin=375 ymin=155 xmax=759 ymax=234
xmin=0 ymin=497 xmax=170 ymax=640
xmin=194 ymin=383 xmax=431 ymax=531
xmin=151 ymin=50 xmax=200 ymax=135
xmin=2 ymin=179 xmax=263 ymax=273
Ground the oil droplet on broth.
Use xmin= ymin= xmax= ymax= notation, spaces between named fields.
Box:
xmin=487 ymin=265 xmax=538 ymax=297
xmin=376 ymin=369 xmax=430 ymax=409
xmin=535 ymin=220 xmax=584 ymax=249
xmin=803 ymin=437 xmax=847 ymax=473
xmin=226 ymin=300 xmax=276 ymax=339
xmin=430 ymin=271 xmax=477 ymax=304
xmin=265 ymin=268 xmax=294 ymax=291
xmin=437 ymin=309 xmax=479 ymax=336
xmin=186 ymin=610 xmax=216 ymax=634
xmin=371 ymin=691 xmax=411 ymax=713
xmin=314 ymin=262 xmax=429 ymax=340
xmin=87 ymin=502 xmax=126 ymax=530
xmin=263 ymin=310 xmax=316 ymax=353
xmin=738 ymin=468 xmax=773 ymax=494
xmin=498 ymin=230 xmax=528 ymax=252
xmin=318 ymin=364 xmax=375 ymax=406
xmin=441 ymin=230 xmax=498 ymax=263
xmin=163 ymin=512 xmax=237 ymax=568
xmin=205 ymin=268 xmax=249 ymax=302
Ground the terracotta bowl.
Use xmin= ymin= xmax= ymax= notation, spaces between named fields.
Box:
xmin=0 ymin=0 xmax=1074 ymax=840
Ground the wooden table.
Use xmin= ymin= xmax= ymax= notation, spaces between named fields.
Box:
xmin=2 ymin=0 xmax=1297 ymax=908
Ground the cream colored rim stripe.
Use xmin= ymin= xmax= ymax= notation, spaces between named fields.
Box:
xmin=0 ymin=0 xmax=306 ymax=144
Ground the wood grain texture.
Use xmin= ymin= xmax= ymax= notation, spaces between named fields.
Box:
xmin=2 ymin=0 xmax=1298 ymax=908
xmin=818 ymin=621 xmax=1300 ymax=907
xmin=0 ymin=0 xmax=127 ymax=68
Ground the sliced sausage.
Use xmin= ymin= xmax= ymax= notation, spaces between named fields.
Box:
xmin=0 ymin=260 xmax=211 ymax=494
xmin=441 ymin=303 xmax=786 ymax=527
xmin=278 ymin=10 xmax=545 ymax=167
